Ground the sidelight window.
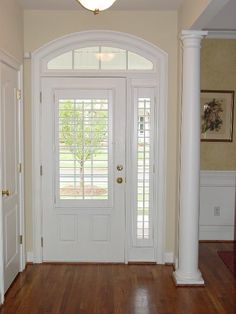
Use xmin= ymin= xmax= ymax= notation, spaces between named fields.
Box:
xmin=132 ymin=87 xmax=155 ymax=245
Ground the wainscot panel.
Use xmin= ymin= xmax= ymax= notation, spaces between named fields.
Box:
xmin=200 ymin=171 xmax=236 ymax=240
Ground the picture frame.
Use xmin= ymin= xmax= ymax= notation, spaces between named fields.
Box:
xmin=200 ymin=90 xmax=235 ymax=142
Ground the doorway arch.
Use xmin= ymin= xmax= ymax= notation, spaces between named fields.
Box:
xmin=31 ymin=30 xmax=168 ymax=263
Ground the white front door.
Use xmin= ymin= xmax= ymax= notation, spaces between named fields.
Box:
xmin=0 ymin=63 xmax=20 ymax=292
xmin=41 ymin=77 xmax=126 ymax=262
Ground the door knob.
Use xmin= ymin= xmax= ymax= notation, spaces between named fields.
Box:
xmin=116 ymin=177 xmax=123 ymax=184
xmin=2 ymin=190 xmax=10 ymax=197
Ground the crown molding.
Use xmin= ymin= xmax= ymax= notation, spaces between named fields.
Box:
xmin=205 ymin=30 xmax=236 ymax=39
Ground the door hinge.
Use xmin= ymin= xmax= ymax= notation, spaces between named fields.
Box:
xmin=41 ymin=237 xmax=44 ymax=247
xmin=19 ymin=235 xmax=23 ymax=245
xmin=16 ymin=89 xmax=22 ymax=101
xmin=18 ymin=163 xmax=22 ymax=173
xmin=40 ymin=91 xmax=42 ymax=103
xmin=40 ymin=165 xmax=43 ymax=176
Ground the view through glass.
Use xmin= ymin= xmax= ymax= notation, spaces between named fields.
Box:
xmin=137 ymin=97 xmax=151 ymax=240
xmin=58 ymin=98 xmax=109 ymax=200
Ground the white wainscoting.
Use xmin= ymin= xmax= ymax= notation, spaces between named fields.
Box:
xmin=200 ymin=171 xmax=236 ymax=240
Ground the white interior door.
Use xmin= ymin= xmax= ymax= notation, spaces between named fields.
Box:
xmin=41 ymin=77 xmax=126 ymax=262
xmin=0 ymin=63 xmax=20 ymax=292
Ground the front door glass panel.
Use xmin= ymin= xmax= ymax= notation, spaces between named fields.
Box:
xmin=58 ymin=98 xmax=109 ymax=200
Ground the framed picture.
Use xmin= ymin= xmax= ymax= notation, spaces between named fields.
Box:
xmin=201 ymin=90 xmax=235 ymax=142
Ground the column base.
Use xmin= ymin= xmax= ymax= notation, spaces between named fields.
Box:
xmin=172 ymin=269 xmax=205 ymax=286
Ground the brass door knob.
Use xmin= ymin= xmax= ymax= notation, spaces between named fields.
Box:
xmin=2 ymin=190 xmax=10 ymax=197
xmin=116 ymin=177 xmax=123 ymax=184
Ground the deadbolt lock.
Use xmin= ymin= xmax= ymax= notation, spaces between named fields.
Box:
xmin=117 ymin=164 xmax=123 ymax=171
xmin=116 ymin=177 xmax=123 ymax=184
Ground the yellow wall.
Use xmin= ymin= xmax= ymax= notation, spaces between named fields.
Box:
xmin=24 ymin=10 xmax=178 ymax=253
xmin=0 ymin=0 xmax=23 ymax=61
xmin=200 ymin=39 xmax=236 ymax=170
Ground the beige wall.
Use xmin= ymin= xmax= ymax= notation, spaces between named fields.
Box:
xmin=200 ymin=39 xmax=236 ymax=170
xmin=0 ymin=0 xmax=23 ymax=61
xmin=24 ymin=10 xmax=178 ymax=253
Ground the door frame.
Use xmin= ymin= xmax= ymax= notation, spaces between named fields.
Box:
xmin=31 ymin=30 xmax=168 ymax=264
xmin=0 ymin=49 xmax=25 ymax=304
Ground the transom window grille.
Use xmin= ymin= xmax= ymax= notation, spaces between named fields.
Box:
xmin=134 ymin=91 xmax=154 ymax=244
xmin=58 ymin=98 xmax=109 ymax=200
xmin=47 ymin=46 xmax=153 ymax=71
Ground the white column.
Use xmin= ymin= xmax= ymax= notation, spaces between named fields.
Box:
xmin=173 ymin=30 xmax=207 ymax=285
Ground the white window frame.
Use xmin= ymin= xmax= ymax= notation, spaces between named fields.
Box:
xmin=132 ymin=87 xmax=155 ymax=247
xmin=42 ymin=43 xmax=156 ymax=74
xmin=32 ymin=30 xmax=168 ymax=264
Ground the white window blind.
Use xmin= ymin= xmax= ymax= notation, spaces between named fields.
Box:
xmin=132 ymin=88 xmax=155 ymax=246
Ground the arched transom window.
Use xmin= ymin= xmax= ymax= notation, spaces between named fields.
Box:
xmin=46 ymin=46 xmax=154 ymax=71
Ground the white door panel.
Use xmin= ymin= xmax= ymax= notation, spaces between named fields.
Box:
xmin=41 ymin=77 xmax=126 ymax=262
xmin=0 ymin=63 xmax=20 ymax=292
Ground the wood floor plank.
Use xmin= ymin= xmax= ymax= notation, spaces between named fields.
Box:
xmin=0 ymin=243 xmax=236 ymax=314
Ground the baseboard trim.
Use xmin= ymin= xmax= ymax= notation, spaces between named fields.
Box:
xmin=164 ymin=252 xmax=174 ymax=264
xmin=27 ymin=251 xmax=175 ymax=264
xmin=27 ymin=252 xmax=34 ymax=263
xmin=199 ymin=240 xmax=235 ymax=243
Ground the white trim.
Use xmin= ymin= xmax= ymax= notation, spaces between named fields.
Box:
xmin=156 ymin=49 xmax=168 ymax=264
xmin=26 ymin=252 xmax=34 ymax=263
xmin=206 ymin=30 xmax=236 ymax=39
xmin=0 ymin=50 xmax=24 ymax=304
xmin=200 ymin=170 xmax=236 ymax=187
xmin=0 ymin=49 xmax=21 ymax=70
xmin=164 ymin=252 xmax=174 ymax=264
xmin=32 ymin=30 xmax=168 ymax=264
xmin=0 ymin=63 xmax=4 ymax=304
xmin=18 ymin=65 xmax=26 ymax=271
xmin=24 ymin=52 xmax=31 ymax=60
xmin=173 ymin=272 xmax=204 ymax=286
xmin=181 ymin=30 xmax=208 ymax=37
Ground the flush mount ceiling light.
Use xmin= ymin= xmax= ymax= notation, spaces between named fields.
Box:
xmin=77 ymin=0 xmax=117 ymax=15
xmin=95 ymin=52 xmax=115 ymax=62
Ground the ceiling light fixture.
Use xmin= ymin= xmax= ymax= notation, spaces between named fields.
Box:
xmin=77 ymin=0 xmax=117 ymax=15
xmin=95 ymin=52 xmax=115 ymax=62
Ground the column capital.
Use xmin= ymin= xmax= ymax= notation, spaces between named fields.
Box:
xmin=181 ymin=30 xmax=208 ymax=38
xmin=181 ymin=30 xmax=208 ymax=48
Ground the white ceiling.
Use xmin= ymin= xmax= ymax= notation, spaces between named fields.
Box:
xmin=17 ymin=0 xmax=236 ymax=30
xmin=17 ymin=0 xmax=183 ymax=11
xmin=206 ymin=0 xmax=236 ymax=30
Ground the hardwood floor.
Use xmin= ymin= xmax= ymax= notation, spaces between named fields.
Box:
xmin=1 ymin=242 xmax=236 ymax=314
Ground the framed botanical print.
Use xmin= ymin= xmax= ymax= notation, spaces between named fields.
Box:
xmin=201 ymin=90 xmax=235 ymax=142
